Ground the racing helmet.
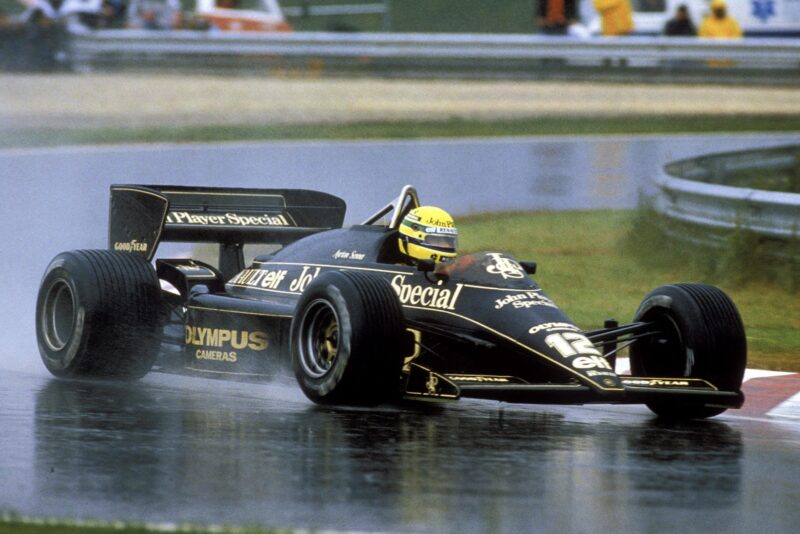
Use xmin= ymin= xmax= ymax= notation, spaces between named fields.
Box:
xmin=398 ymin=206 xmax=458 ymax=264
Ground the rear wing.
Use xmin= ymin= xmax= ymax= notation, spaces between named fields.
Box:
xmin=108 ymin=185 xmax=346 ymax=274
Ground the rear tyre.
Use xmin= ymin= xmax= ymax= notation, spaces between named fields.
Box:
xmin=36 ymin=250 xmax=161 ymax=380
xmin=630 ymin=283 xmax=747 ymax=420
xmin=291 ymin=270 xmax=405 ymax=406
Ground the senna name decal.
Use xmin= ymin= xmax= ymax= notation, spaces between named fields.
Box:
xmin=185 ymin=326 xmax=269 ymax=363
xmin=333 ymin=249 xmax=367 ymax=261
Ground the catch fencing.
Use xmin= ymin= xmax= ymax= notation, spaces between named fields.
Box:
xmin=66 ymin=30 xmax=800 ymax=83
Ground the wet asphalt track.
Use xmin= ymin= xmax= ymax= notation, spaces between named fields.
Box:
xmin=2 ymin=367 xmax=800 ymax=533
xmin=2 ymin=133 xmax=800 ymax=532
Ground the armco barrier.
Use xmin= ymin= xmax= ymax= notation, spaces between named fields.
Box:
xmin=653 ymin=145 xmax=800 ymax=248
xmin=67 ymin=30 xmax=800 ymax=83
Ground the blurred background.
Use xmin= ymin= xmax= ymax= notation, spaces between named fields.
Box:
xmin=3 ymin=0 xmax=800 ymax=76
xmin=0 ymin=5 xmax=799 ymax=533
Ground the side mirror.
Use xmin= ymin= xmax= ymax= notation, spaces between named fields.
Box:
xmin=520 ymin=261 xmax=537 ymax=275
xmin=418 ymin=259 xmax=449 ymax=283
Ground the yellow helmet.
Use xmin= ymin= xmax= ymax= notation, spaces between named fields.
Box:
xmin=398 ymin=206 xmax=458 ymax=264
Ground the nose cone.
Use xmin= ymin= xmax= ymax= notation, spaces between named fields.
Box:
xmin=526 ymin=322 xmax=623 ymax=392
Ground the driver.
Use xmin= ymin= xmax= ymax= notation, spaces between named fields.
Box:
xmin=398 ymin=206 xmax=458 ymax=264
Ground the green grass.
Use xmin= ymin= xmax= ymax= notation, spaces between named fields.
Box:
xmin=0 ymin=523 xmax=156 ymax=534
xmin=386 ymin=0 xmax=535 ymax=34
xmin=718 ymin=163 xmax=800 ymax=193
xmin=282 ymin=0 xmax=535 ymax=33
xmin=5 ymin=114 xmax=800 ymax=149
xmin=281 ymin=0 xmax=388 ymax=32
xmin=459 ymin=209 xmax=800 ymax=372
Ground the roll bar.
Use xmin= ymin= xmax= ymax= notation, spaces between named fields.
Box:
xmin=361 ymin=185 xmax=420 ymax=228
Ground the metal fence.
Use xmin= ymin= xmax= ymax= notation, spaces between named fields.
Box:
xmin=66 ymin=30 xmax=800 ymax=83
xmin=653 ymin=145 xmax=800 ymax=252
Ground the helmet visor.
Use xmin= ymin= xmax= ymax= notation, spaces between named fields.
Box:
xmin=424 ymin=233 xmax=457 ymax=251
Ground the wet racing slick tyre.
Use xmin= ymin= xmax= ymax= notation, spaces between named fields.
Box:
xmin=291 ymin=270 xmax=406 ymax=406
xmin=36 ymin=250 xmax=162 ymax=380
xmin=630 ymin=283 xmax=747 ymax=420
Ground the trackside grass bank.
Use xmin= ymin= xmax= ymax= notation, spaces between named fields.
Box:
xmin=458 ymin=209 xmax=800 ymax=372
xmin=4 ymin=114 xmax=800 ymax=149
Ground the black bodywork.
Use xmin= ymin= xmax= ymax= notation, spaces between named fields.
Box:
xmin=104 ymin=184 xmax=745 ymax=412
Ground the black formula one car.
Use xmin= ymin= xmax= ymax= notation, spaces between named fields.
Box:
xmin=36 ymin=185 xmax=747 ymax=419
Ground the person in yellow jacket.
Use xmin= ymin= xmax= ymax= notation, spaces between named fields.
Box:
xmin=699 ymin=0 xmax=743 ymax=39
xmin=592 ymin=0 xmax=633 ymax=36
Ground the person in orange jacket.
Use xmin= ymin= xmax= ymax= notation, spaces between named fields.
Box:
xmin=592 ymin=0 xmax=633 ymax=36
xmin=699 ymin=0 xmax=742 ymax=39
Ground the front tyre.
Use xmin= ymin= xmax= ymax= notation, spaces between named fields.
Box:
xmin=630 ymin=283 xmax=747 ymax=420
xmin=36 ymin=250 xmax=161 ymax=380
xmin=291 ymin=270 xmax=405 ymax=406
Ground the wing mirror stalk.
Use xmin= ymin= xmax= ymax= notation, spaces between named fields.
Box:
xmin=417 ymin=259 xmax=450 ymax=283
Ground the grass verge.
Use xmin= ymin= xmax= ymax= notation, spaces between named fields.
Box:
xmin=459 ymin=209 xmax=800 ymax=372
xmin=4 ymin=114 xmax=800 ymax=149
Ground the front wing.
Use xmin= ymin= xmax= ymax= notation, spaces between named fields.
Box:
xmin=403 ymin=364 xmax=744 ymax=409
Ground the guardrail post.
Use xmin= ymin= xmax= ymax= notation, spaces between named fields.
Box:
xmin=383 ymin=0 xmax=392 ymax=32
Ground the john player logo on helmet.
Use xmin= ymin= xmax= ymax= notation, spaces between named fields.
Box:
xmin=485 ymin=253 xmax=525 ymax=279
xmin=425 ymin=218 xmax=456 ymax=229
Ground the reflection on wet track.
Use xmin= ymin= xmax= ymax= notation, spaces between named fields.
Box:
xmin=2 ymin=369 xmax=799 ymax=532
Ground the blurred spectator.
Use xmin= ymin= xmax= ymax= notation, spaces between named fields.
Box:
xmin=536 ymin=0 xmax=578 ymax=35
xmin=663 ymin=3 xmax=696 ymax=36
xmin=141 ymin=8 xmax=159 ymax=29
xmin=129 ymin=0 xmax=180 ymax=30
xmin=98 ymin=0 xmax=127 ymax=28
xmin=592 ymin=0 xmax=633 ymax=36
xmin=699 ymin=0 xmax=742 ymax=39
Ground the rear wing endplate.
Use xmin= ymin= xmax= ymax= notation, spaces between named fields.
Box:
xmin=108 ymin=185 xmax=346 ymax=262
